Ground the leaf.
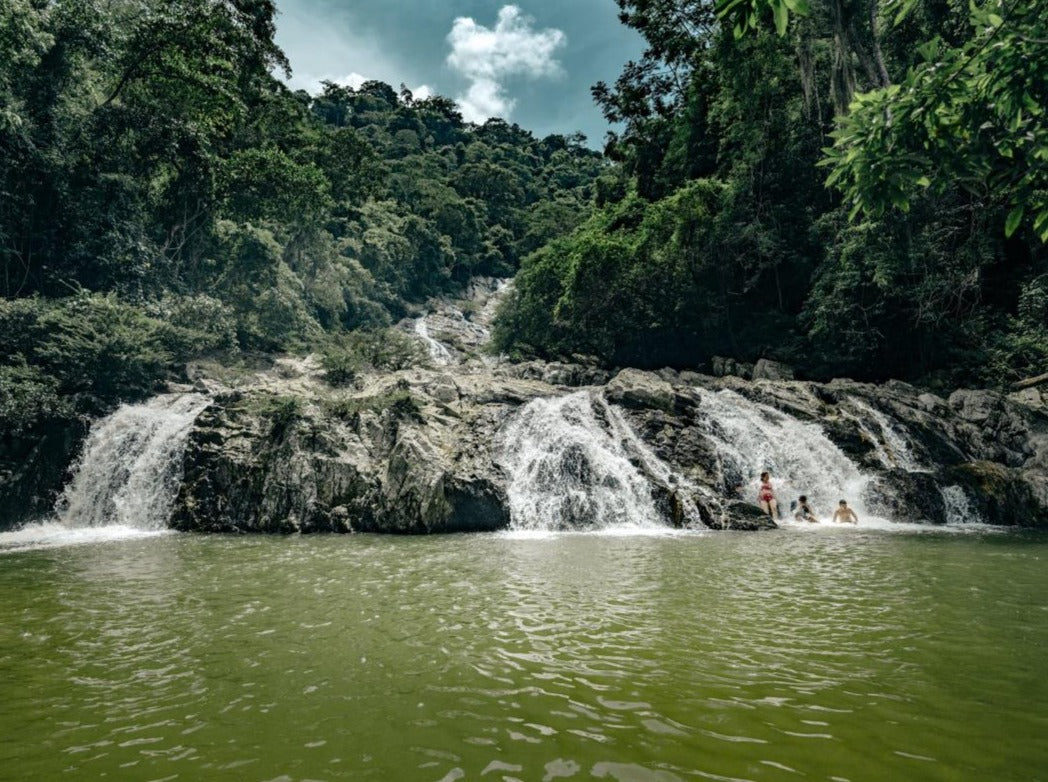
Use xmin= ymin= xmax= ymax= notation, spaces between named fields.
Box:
xmin=773 ymin=1 xmax=789 ymax=35
xmin=1005 ymin=206 xmax=1023 ymax=237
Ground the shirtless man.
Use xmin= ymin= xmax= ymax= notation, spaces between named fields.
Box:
xmin=832 ymin=500 xmax=859 ymax=524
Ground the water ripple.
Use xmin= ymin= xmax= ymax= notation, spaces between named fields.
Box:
xmin=0 ymin=530 xmax=1045 ymax=781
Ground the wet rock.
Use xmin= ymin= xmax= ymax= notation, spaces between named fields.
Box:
xmin=165 ymin=352 xmax=1048 ymax=535
xmin=941 ymin=460 xmax=1045 ymax=526
xmin=863 ymin=470 xmax=947 ymax=525
xmin=0 ymin=419 xmax=89 ymax=529
xmin=752 ymin=359 xmax=795 ymax=381
xmin=606 ymin=368 xmax=676 ymax=412
xmin=714 ymin=501 xmax=778 ymax=531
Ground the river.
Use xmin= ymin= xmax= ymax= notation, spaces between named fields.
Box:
xmin=2 ymin=527 xmax=1046 ymax=781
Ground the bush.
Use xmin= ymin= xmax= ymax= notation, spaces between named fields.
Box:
xmin=319 ymin=343 xmax=365 ymax=386
xmin=0 ymin=294 xmax=172 ymax=406
xmin=320 ymin=328 xmax=423 ymax=386
xmin=147 ymin=294 xmax=239 ymax=357
xmin=0 ymin=362 xmax=73 ymax=434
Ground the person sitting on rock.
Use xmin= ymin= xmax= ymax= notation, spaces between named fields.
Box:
xmin=757 ymin=471 xmax=779 ymax=519
xmin=832 ymin=500 xmax=859 ymax=524
xmin=793 ymin=495 xmax=818 ymax=523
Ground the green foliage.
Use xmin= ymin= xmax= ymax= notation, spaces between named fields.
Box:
xmin=502 ymin=0 xmax=1046 ymax=385
xmin=319 ymin=345 xmax=366 ymax=387
xmin=322 ymin=329 xmax=424 ymax=377
xmin=823 ymin=0 xmax=1048 ymax=241
xmin=147 ymin=294 xmax=239 ymax=357
xmin=0 ymin=361 xmax=71 ymax=436
xmin=0 ymin=294 xmax=173 ymax=417
xmin=322 ymin=389 xmax=422 ymax=423
xmin=209 ymin=222 xmax=323 ymax=351
xmin=497 ymin=180 xmax=764 ymax=366
xmin=1 ymin=0 xmax=601 ymax=366
xmin=239 ymin=394 xmax=303 ymax=439
xmin=717 ymin=0 xmax=811 ymax=37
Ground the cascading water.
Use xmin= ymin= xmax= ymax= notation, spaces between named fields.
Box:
xmin=414 ymin=318 xmax=454 ymax=365
xmin=848 ymin=397 xmax=927 ymax=472
xmin=940 ymin=485 xmax=982 ymax=525
xmin=497 ymin=391 xmax=673 ymax=532
xmin=693 ymin=388 xmax=871 ymax=523
xmin=1 ymin=394 xmax=209 ymax=552
xmin=56 ymin=393 xmax=210 ymax=529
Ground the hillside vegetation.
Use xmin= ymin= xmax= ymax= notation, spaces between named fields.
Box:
xmin=0 ymin=0 xmax=603 ymax=433
xmin=494 ymin=0 xmax=1046 ymax=387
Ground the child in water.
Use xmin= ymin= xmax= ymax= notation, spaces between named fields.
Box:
xmin=758 ymin=471 xmax=779 ymax=519
xmin=832 ymin=500 xmax=859 ymax=524
xmin=793 ymin=495 xmax=818 ymax=523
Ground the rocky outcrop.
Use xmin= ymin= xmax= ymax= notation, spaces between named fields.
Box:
xmin=168 ymin=356 xmax=1048 ymax=533
xmin=14 ymin=276 xmax=1044 ymax=534
xmin=0 ymin=419 xmax=89 ymax=528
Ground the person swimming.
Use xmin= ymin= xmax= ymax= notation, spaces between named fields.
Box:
xmin=832 ymin=500 xmax=859 ymax=524
xmin=794 ymin=495 xmax=818 ymax=523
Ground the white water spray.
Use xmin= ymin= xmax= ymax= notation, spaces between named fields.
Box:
xmin=848 ymin=397 xmax=927 ymax=472
xmin=940 ymin=485 xmax=982 ymax=525
xmin=497 ymin=392 xmax=673 ymax=531
xmin=694 ymin=388 xmax=871 ymax=523
xmin=56 ymin=394 xmax=210 ymax=529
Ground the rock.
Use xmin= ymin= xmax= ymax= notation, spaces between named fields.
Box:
xmin=714 ymin=501 xmax=778 ymax=531
xmin=0 ymin=418 xmax=89 ymax=529
xmin=917 ymin=392 xmax=948 ymax=414
xmin=863 ymin=470 xmax=947 ymax=524
xmin=605 ymin=368 xmax=676 ymax=412
xmin=752 ymin=359 xmax=795 ymax=381
xmin=949 ymin=389 xmax=1003 ymax=424
xmin=945 ymin=461 xmax=1041 ymax=526
xmin=656 ymin=367 xmax=680 ymax=384
xmin=1010 ymin=387 xmax=1046 ymax=410
xmin=159 ymin=349 xmax=1048 ymax=535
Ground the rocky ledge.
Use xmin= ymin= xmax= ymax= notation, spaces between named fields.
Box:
xmin=169 ymin=356 xmax=1048 ymax=534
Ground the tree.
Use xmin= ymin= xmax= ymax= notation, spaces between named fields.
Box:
xmin=824 ymin=0 xmax=1047 ymax=241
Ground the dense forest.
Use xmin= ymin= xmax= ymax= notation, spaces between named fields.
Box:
xmin=0 ymin=0 xmax=604 ymax=434
xmin=1 ymin=0 xmax=1045 ymax=445
xmin=494 ymin=0 xmax=1046 ymax=386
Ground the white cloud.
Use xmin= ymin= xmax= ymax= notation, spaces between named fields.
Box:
xmin=276 ymin=5 xmax=430 ymax=100
xmin=406 ymin=84 xmax=433 ymax=102
xmin=446 ymin=5 xmax=566 ymax=123
xmin=286 ymin=70 xmax=432 ymax=101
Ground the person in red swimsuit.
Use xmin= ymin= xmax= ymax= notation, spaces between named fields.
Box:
xmin=758 ymin=471 xmax=779 ymax=519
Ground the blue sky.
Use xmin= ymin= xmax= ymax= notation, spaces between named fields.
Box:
xmin=273 ymin=1 xmax=647 ymax=145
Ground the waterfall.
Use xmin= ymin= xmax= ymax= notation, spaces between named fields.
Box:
xmin=414 ymin=317 xmax=454 ymax=365
xmin=56 ymin=394 xmax=210 ymax=529
xmin=940 ymin=485 xmax=982 ymax=525
xmin=497 ymin=391 xmax=673 ymax=532
xmin=847 ymin=397 xmax=927 ymax=472
xmin=473 ymin=278 xmax=512 ymax=333
xmin=694 ymin=388 xmax=871 ymax=523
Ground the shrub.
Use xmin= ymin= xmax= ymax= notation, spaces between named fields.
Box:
xmin=320 ymin=328 xmax=423 ymax=386
xmin=0 ymin=362 xmax=73 ymax=434
xmin=147 ymin=294 xmax=239 ymax=357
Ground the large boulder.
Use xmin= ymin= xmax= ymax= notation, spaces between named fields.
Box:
xmin=606 ymin=368 xmax=677 ymax=412
xmin=752 ymin=359 xmax=795 ymax=381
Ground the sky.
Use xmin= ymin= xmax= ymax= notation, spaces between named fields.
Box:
xmin=273 ymin=0 xmax=647 ymax=145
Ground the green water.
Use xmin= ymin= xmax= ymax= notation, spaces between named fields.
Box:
xmin=1 ymin=528 xmax=1046 ymax=782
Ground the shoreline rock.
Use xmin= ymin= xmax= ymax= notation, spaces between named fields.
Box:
xmin=165 ymin=360 xmax=1048 ymax=534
